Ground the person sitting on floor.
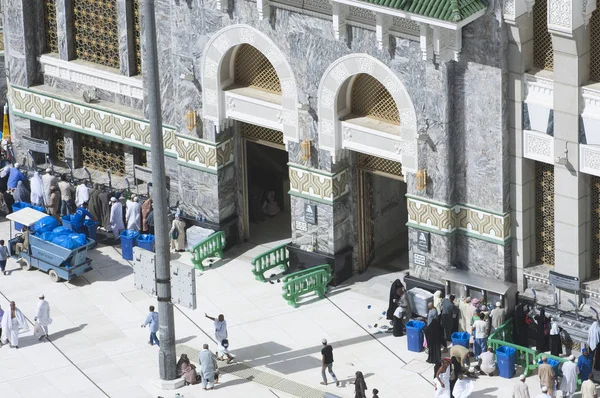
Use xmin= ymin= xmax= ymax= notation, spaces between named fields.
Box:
xmin=478 ymin=347 xmax=497 ymax=376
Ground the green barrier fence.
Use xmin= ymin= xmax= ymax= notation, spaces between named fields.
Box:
xmin=281 ymin=264 xmax=332 ymax=308
xmin=250 ymin=243 xmax=289 ymax=282
xmin=190 ymin=231 xmax=226 ymax=272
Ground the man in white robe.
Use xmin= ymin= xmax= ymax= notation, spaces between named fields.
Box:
xmin=126 ymin=196 xmax=141 ymax=231
xmin=109 ymin=197 xmax=125 ymax=239
xmin=1 ymin=301 xmax=29 ymax=348
xmin=42 ymin=168 xmax=57 ymax=206
xmin=75 ymin=183 xmax=89 ymax=207
xmin=561 ymin=355 xmax=579 ymax=398
xmin=34 ymin=293 xmax=52 ymax=339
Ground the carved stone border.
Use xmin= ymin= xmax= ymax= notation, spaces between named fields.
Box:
xmin=523 ymin=129 xmax=554 ymax=164
xmin=9 ymin=84 xmax=234 ymax=173
xmin=288 ymin=163 xmax=350 ymax=203
xmin=406 ymin=195 xmax=511 ymax=244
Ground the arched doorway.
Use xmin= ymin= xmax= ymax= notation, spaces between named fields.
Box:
xmin=224 ymin=42 xmax=291 ymax=244
xmin=318 ymin=55 xmax=417 ymax=272
xmin=347 ymin=75 xmax=408 ymax=271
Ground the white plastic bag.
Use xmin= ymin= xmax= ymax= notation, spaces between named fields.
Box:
xmin=33 ymin=322 xmax=44 ymax=339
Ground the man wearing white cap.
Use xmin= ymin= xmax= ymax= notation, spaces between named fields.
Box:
xmin=490 ymin=301 xmax=506 ymax=331
xmin=109 ymin=196 xmax=125 ymax=239
xmin=319 ymin=338 xmax=339 ymax=386
xmin=561 ymin=354 xmax=579 ymax=398
xmin=7 ymin=163 xmax=26 ymax=190
xmin=535 ymin=386 xmax=551 ymax=398
xmin=125 ymin=195 xmax=141 ymax=231
xmin=513 ymin=374 xmax=530 ymax=398
xmin=34 ymin=293 xmax=52 ymax=339
xmin=42 ymin=168 xmax=57 ymax=206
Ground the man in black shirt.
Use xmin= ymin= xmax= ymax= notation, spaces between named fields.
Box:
xmin=320 ymin=338 xmax=339 ymax=386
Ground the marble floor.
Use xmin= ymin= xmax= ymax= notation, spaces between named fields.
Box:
xmin=0 ymin=217 xmax=595 ymax=398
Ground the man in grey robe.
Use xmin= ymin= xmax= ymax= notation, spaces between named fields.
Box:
xmin=198 ymin=343 xmax=217 ymax=390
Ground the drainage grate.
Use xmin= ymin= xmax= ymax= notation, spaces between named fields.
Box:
xmin=177 ymin=344 xmax=326 ymax=398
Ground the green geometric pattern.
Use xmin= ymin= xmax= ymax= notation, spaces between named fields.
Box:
xmin=9 ymin=84 xmax=234 ymax=172
xmin=406 ymin=195 xmax=511 ymax=244
xmin=358 ymin=0 xmax=487 ymax=22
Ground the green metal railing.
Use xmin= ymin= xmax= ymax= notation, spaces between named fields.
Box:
xmin=281 ymin=264 xmax=332 ymax=308
xmin=250 ymin=243 xmax=289 ymax=282
xmin=190 ymin=231 xmax=226 ymax=272
xmin=488 ymin=318 xmax=538 ymax=376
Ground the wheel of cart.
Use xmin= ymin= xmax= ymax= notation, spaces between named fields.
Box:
xmin=6 ymin=207 xmax=94 ymax=282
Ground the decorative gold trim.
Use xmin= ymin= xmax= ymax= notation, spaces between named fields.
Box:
xmin=288 ymin=163 xmax=350 ymax=203
xmin=406 ymin=197 xmax=511 ymax=244
xmin=8 ymin=84 xmax=234 ymax=172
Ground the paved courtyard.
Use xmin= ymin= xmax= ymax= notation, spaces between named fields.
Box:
xmin=0 ymin=218 xmax=590 ymax=398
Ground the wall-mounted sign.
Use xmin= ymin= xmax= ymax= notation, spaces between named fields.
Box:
xmin=22 ymin=136 xmax=49 ymax=154
xmin=305 ymin=204 xmax=317 ymax=225
xmin=295 ymin=220 xmax=308 ymax=232
xmin=549 ymin=270 xmax=580 ymax=291
xmin=413 ymin=253 xmax=426 ymax=267
xmin=417 ymin=231 xmax=430 ymax=252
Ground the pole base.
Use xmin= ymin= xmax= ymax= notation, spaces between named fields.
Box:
xmin=153 ymin=377 xmax=185 ymax=390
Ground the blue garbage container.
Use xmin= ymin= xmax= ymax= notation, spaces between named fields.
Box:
xmin=497 ymin=346 xmax=517 ymax=378
xmin=61 ymin=215 xmax=73 ymax=231
xmin=136 ymin=234 xmax=155 ymax=252
xmin=120 ymin=230 xmax=139 ymax=260
xmin=538 ymin=358 xmax=561 ymax=375
xmin=406 ymin=320 xmax=426 ymax=352
xmin=451 ymin=332 xmax=470 ymax=348
xmin=83 ymin=219 xmax=98 ymax=241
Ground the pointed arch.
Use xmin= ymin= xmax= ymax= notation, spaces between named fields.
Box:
xmin=201 ymin=25 xmax=299 ymax=144
xmin=317 ymin=54 xmax=418 ymax=172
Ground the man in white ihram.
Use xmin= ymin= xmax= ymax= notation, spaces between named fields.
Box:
xmin=35 ymin=293 xmax=52 ymax=340
xmin=1 ymin=301 xmax=29 ymax=348
xmin=561 ymin=355 xmax=579 ymax=398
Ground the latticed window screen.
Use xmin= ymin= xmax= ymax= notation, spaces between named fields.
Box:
xmin=591 ymin=11 xmax=600 ymax=81
xmin=44 ymin=0 xmax=59 ymax=53
xmin=73 ymin=0 xmax=120 ymax=69
xmin=49 ymin=128 xmax=65 ymax=163
xmin=592 ymin=176 xmax=600 ymax=278
xmin=533 ymin=0 xmax=553 ymax=70
xmin=241 ymin=123 xmax=284 ymax=146
xmin=82 ymin=135 xmax=125 ymax=175
xmin=133 ymin=0 xmax=142 ymax=75
xmin=357 ymin=153 xmax=404 ymax=179
xmin=351 ymin=74 xmax=400 ymax=125
xmin=234 ymin=44 xmax=282 ymax=94
xmin=535 ymin=162 xmax=555 ymax=266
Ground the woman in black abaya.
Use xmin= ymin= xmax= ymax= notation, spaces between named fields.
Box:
xmin=386 ymin=279 xmax=404 ymax=321
xmin=534 ymin=308 xmax=550 ymax=353
xmin=513 ymin=302 xmax=529 ymax=347
xmin=425 ymin=317 xmax=446 ymax=364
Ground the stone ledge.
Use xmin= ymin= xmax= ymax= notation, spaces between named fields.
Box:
xmin=153 ymin=377 xmax=185 ymax=390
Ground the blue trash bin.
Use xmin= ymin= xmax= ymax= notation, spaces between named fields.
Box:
xmin=538 ymin=358 xmax=561 ymax=375
xmin=497 ymin=346 xmax=517 ymax=378
xmin=406 ymin=320 xmax=426 ymax=352
xmin=451 ymin=332 xmax=470 ymax=349
xmin=136 ymin=234 xmax=155 ymax=252
xmin=120 ymin=230 xmax=139 ymax=261
xmin=61 ymin=215 xmax=73 ymax=231
xmin=84 ymin=219 xmax=98 ymax=241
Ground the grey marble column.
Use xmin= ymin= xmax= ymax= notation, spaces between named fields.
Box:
xmin=56 ymin=0 xmax=75 ymax=60
xmin=63 ymin=130 xmax=82 ymax=168
xmin=4 ymin=0 xmax=44 ymax=87
xmin=8 ymin=114 xmax=32 ymax=163
xmin=124 ymin=145 xmax=135 ymax=181
xmin=117 ymin=0 xmax=136 ymax=76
